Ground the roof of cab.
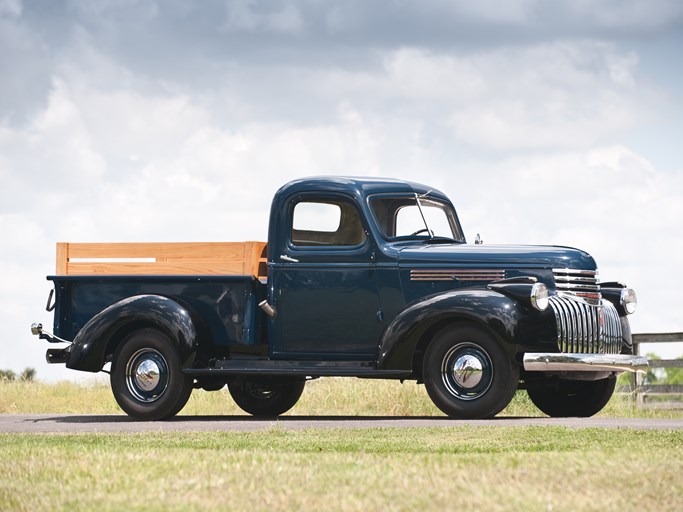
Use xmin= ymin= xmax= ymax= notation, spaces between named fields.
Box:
xmin=275 ymin=176 xmax=449 ymax=201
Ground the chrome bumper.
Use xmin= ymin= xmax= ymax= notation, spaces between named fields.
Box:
xmin=523 ymin=353 xmax=648 ymax=373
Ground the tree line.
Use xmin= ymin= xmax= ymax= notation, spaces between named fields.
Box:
xmin=0 ymin=368 xmax=36 ymax=381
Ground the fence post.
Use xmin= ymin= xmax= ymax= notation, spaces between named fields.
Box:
xmin=634 ymin=340 xmax=644 ymax=407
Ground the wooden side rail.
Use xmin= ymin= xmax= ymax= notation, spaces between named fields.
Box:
xmin=56 ymin=242 xmax=268 ymax=279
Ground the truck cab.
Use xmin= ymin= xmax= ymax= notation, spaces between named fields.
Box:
xmin=32 ymin=176 xmax=647 ymax=420
xmin=267 ymin=177 xmax=460 ymax=359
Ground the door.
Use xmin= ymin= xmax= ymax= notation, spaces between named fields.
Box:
xmin=270 ymin=194 xmax=382 ymax=359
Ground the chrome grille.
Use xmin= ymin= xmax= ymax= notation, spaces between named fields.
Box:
xmin=553 ymin=268 xmax=601 ymax=305
xmin=549 ymin=295 xmax=622 ymax=355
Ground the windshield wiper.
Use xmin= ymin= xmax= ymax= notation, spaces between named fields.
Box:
xmin=414 ymin=190 xmax=433 ymax=239
xmin=426 ymin=236 xmax=462 ymax=244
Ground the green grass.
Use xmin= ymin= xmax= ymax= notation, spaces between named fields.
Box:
xmin=1 ymin=378 xmax=681 ymax=418
xmin=1 ymin=380 xmax=681 ymax=510
xmin=1 ymin=428 xmax=681 ymax=511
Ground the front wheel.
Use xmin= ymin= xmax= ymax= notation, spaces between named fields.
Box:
xmin=526 ymin=376 xmax=616 ymax=417
xmin=111 ymin=328 xmax=193 ymax=421
xmin=228 ymin=378 xmax=305 ymax=417
xmin=422 ymin=324 xmax=519 ymax=419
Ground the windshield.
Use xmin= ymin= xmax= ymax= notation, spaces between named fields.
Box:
xmin=369 ymin=194 xmax=463 ymax=241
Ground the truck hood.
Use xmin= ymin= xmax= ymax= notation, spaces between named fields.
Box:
xmin=397 ymin=243 xmax=596 ymax=270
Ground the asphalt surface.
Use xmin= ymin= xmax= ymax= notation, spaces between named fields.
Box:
xmin=1 ymin=414 xmax=681 ymax=433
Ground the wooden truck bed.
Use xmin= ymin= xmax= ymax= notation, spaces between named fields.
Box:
xmin=55 ymin=242 xmax=268 ymax=279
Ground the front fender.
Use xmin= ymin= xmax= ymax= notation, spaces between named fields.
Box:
xmin=67 ymin=294 xmax=197 ymax=372
xmin=377 ymin=289 xmax=524 ymax=371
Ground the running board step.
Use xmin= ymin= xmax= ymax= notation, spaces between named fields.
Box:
xmin=184 ymin=360 xmax=410 ymax=378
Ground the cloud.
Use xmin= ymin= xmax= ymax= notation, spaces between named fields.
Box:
xmin=1 ymin=0 xmax=682 ymax=380
xmin=382 ymin=44 xmax=646 ymax=151
xmin=223 ymin=0 xmax=305 ymax=34
xmin=0 ymin=0 xmax=21 ymax=18
xmin=567 ymin=0 xmax=683 ymax=31
xmin=448 ymin=144 xmax=683 ymax=335
xmin=2 ymin=1 xmax=679 ymax=127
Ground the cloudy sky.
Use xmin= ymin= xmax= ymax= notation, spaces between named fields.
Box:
xmin=1 ymin=0 xmax=682 ymax=381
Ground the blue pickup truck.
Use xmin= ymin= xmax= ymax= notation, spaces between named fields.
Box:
xmin=32 ymin=176 xmax=646 ymax=420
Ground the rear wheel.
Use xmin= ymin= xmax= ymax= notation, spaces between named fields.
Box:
xmin=422 ymin=324 xmax=519 ymax=419
xmin=526 ymin=376 xmax=616 ymax=417
xmin=228 ymin=378 xmax=305 ymax=417
xmin=111 ymin=328 xmax=193 ymax=421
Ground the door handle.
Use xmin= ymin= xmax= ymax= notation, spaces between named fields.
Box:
xmin=280 ymin=254 xmax=299 ymax=263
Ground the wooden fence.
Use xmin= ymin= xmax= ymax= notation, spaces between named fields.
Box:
xmin=629 ymin=332 xmax=683 ymax=408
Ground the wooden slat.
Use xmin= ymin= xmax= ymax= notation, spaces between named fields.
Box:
xmin=246 ymin=241 xmax=268 ymax=279
xmin=65 ymin=261 xmax=247 ymax=276
xmin=56 ymin=243 xmax=68 ymax=275
xmin=56 ymin=242 xmax=268 ymax=277
xmin=632 ymin=333 xmax=683 ymax=344
xmin=649 ymin=359 xmax=683 ymax=369
xmin=641 ymin=401 xmax=683 ymax=410
xmin=637 ymin=384 xmax=683 ymax=394
xmin=63 ymin=242 xmax=248 ymax=260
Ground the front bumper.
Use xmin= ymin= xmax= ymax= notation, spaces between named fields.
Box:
xmin=523 ymin=353 xmax=648 ymax=373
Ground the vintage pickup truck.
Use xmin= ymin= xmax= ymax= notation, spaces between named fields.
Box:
xmin=31 ymin=176 xmax=646 ymax=420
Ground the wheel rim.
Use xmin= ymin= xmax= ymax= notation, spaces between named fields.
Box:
xmin=441 ymin=342 xmax=493 ymax=401
xmin=125 ymin=348 xmax=169 ymax=403
xmin=244 ymin=381 xmax=277 ymax=399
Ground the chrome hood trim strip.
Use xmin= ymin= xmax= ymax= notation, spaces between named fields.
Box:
xmin=410 ymin=269 xmax=506 ymax=281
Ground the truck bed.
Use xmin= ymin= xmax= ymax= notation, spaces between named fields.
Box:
xmin=48 ymin=275 xmax=266 ymax=348
xmin=49 ymin=242 xmax=269 ymax=348
xmin=55 ymin=241 xmax=268 ymax=280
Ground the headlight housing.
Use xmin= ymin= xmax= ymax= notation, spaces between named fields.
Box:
xmin=620 ymin=287 xmax=637 ymax=314
xmin=530 ymin=282 xmax=549 ymax=311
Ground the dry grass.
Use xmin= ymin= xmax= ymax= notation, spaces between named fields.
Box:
xmin=1 ymin=378 xmax=681 ymax=419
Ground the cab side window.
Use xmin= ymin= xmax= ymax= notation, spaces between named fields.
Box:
xmin=292 ymin=200 xmax=366 ymax=247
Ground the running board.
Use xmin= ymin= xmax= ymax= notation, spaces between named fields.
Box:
xmin=184 ymin=360 xmax=411 ymax=378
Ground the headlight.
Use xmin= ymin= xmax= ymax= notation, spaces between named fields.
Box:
xmin=530 ymin=282 xmax=549 ymax=311
xmin=620 ymin=287 xmax=637 ymax=314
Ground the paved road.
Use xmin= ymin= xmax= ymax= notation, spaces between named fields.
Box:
xmin=1 ymin=414 xmax=681 ymax=433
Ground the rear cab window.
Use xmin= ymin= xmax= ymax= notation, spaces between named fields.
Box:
xmin=291 ymin=199 xmax=367 ymax=247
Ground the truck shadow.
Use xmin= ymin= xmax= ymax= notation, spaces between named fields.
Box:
xmin=35 ymin=414 xmax=534 ymax=424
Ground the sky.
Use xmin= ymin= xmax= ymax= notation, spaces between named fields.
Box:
xmin=1 ymin=0 xmax=682 ymax=382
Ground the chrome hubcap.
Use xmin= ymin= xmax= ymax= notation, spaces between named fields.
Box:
xmin=125 ymin=349 xmax=169 ymax=403
xmin=134 ymin=359 xmax=161 ymax=392
xmin=452 ymin=354 xmax=484 ymax=389
xmin=441 ymin=342 xmax=493 ymax=401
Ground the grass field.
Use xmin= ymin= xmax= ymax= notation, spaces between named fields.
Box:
xmin=1 ymin=427 xmax=682 ymax=511
xmin=1 ymin=377 xmax=681 ymax=419
xmin=1 ymin=379 xmax=682 ymax=511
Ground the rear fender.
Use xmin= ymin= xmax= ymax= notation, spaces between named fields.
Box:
xmin=377 ymin=289 xmax=522 ymax=372
xmin=67 ymin=295 xmax=198 ymax=372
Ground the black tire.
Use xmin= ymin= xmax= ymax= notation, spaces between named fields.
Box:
xmin=422 ymin=324 xmax=519 ymax=419
xmin=196 ymin=377 xmax=228 ymax=392
xmin=526 ymin=376 xmax=616 ymax=417
xmin=228 ymin=378 xmax=305 ymax=417
xmin=111 ymin=328 xmax=193 ymax=421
